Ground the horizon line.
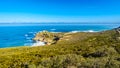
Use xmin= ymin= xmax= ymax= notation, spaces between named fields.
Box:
xmin=0 ymin=22 xmax=120 ymax=24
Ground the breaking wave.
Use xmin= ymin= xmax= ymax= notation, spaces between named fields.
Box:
xmin=70 ymin=30 xmax=97 ymax=33
xmin=32 ymin=41 xmax=45 ymax=47
xmin=50 ymin=29 xmax=56 ymax=31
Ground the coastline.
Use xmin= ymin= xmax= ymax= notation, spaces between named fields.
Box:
xmin=0 ymin=29 xmax=112 ymax=48
xmin=0 ymin=26 xmax=120 ymax=67
xmin=1 ymin=25 xmax=118 ymax=48
xmin=0 ymin=23 xmax=119 ymax=48
xmin=0 ymin=29 xmax=111 ymax=48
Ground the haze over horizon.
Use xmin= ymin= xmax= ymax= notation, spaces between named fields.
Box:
xmin=0 ymin=0 xmax=120 ymax=23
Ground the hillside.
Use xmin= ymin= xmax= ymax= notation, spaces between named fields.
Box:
xmin=0 ymin=27 xmax=120 ymax=68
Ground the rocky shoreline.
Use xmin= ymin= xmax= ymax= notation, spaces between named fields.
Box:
xmin=33 ymin=30 xmax=63 ymax=45
xmin=33 ymin=27 xmax=120 ymax=46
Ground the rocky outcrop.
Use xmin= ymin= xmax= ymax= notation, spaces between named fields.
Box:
xmin=33 ymin=30 xmax=63 ymax=45
xmin=115 ymin=26 xmax=120 ymax=40
xmin=115 ymin=26 xmax=120 ymax=33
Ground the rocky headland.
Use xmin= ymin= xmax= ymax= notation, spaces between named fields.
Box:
xmin=33 ymin=27 xmax=120 ymax=46
xmin=33 ymin=30 xmax=63 ymax=45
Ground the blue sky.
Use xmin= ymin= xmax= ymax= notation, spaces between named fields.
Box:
xmin=0 ymin=0 xmax=120 ymax=23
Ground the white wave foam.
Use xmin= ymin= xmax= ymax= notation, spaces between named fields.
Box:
xmin=25 ymin=34 xmax=28 ymax=37
xmin=26 ymin=37 xmax=31 ymax=40
xmin=29 ymin=32 xmax=34 ymax=33
xmin=70 ymin=30 xmax=97 ymax=33
xmin=32 ymin=41 xmax=45 ymax=47
xmin=50 ymin=29 xmax=56 ymax=30
xmin=84 ymin=30 xmax=96 ymax=32
xmin=51 ymin=32 xmax=61 ymax=33
xmin=24 ymin=43 xmax=33 ymax=46
xmin=70 ymin=31 xmax=79 ymax=33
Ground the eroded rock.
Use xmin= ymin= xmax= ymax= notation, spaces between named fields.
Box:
xmin=33 ymin=30 xmax=63 ymax=45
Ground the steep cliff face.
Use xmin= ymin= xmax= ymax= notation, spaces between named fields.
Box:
xmin=33 ymin=31 xmax=63 ymax=45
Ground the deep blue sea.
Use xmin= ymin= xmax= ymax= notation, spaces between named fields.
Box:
xmin=0 ymin=23 xmax=119 ymax=48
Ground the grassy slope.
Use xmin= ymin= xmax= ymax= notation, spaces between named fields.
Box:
xmin=0 ymin=29 xmax=120 ymax=68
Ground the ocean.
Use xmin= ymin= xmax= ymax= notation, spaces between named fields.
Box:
xmin=0 ymin=23 xmax=119 ymax=48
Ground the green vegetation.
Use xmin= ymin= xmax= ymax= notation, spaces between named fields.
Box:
xmin=0 ymin=28 xmax=120 ymax=68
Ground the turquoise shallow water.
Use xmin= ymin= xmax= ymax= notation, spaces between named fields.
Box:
xmin=0 ymin=23 xmax=119 ymax=48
